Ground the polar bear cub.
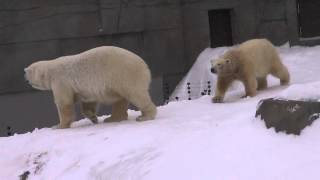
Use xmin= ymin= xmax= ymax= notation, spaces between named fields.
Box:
xmin=210 ymin=39 xmax=290 ymax=103
xmin=25 ymin=46 xmax=157 ymax=128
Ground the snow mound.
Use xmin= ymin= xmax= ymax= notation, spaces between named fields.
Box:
xmin=1 ymin=90 xmax=320 ymax=180
xmin=170 ymin=46 xmax=241 ymax=101
xmin=1 ymin=45 xmax=320 ymax=180
xmin=276 ymin=81 xmax=320 ymax=101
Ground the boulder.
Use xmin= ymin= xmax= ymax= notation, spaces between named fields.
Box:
xmin=255 ymin=98 xmax=320 ymax=135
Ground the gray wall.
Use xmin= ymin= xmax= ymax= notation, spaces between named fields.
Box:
xmin=0 ymin=0 xmax=306 ymax=95
xmin=0 ymin=0 xmax=317 ymax=136
xmin=0 ymin=0 xmax=186 ymax=94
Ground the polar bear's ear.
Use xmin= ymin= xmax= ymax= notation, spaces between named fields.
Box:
xmin=24 ymin=68 xmax=31 ymax=73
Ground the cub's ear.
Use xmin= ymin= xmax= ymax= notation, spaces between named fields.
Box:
xmin=24 ymin=68 xmax=29 ymax=73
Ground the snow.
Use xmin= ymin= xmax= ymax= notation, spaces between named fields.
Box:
xmin=170 ymin=47 xmax=233 ymax=101
xmin=1 ymin=44 xmax=320 ymax=180
xmin=276 ymin=81 xmax=320 ymax=101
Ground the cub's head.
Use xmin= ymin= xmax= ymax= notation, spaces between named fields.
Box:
xmin=24 ymin=61 xmax=51 ymax=90
xmin=210 ymin=50 xmax=239 ymax=77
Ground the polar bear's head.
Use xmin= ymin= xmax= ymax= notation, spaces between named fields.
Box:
xmin=24 ymin=61 xmax=52 ymax=90
xmin=210 ymin=49 xmax=240 ymax=77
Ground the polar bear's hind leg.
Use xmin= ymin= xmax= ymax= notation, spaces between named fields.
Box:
xmin=125 ymin=90 xmax=156 ymax=121
xmin=104 ymin=99 xmax=129 ymax=122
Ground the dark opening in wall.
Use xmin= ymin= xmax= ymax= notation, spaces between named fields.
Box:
xmin=208 ymin=9 xmax=233 ymax=48
xmin=297 ymin=0 xmax=320 ymax=38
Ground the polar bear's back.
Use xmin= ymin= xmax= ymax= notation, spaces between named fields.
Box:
xmin=54 ymin=46 xmax=151 ymax=102
xmin=80 ymin=46 xmax=148 ymax=70
xmin=237 ymin=39 xmax=282 ymax=77
xmin=82 ymin=45 xmax=151 ymax=81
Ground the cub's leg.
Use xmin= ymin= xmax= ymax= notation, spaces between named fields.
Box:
xmin=271 ymin=63 xmax=290 ymax=85
xmin=81 ymin=102 xmax=98 ymax=124
xmin=125 ymin=90 xmax=157 ymax=121
xmin=257 ymin=77 xmax=268 ymax=90
xmin=243 ymin=75 xmax=258 ymax=97
xmin=104 ymin=99 xmax=129 ymax=122
xmin=212 ymin=76 xmax=233 ymax=103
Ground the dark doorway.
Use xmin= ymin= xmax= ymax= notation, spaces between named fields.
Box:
xmin=297 ymin=0 xmax=320 ymax=38
xmin=208 ymin=9 xmax=233 ymax=48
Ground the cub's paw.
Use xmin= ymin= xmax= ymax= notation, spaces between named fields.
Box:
xmin=212 ymin=96 xmax=223 ymax=103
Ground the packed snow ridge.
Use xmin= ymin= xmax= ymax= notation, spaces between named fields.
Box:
xmin=1 ymin=44 xmax=320 ymax=180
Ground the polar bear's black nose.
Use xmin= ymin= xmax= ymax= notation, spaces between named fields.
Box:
xmin=211 ymin=68 xmax=216 ymax=74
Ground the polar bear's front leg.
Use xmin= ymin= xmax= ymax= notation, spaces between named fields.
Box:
xmin=55 ymin=103 xmax=76 ymax=129
xmin=212 ymin=77 xmax=233 ymax=103
xmin=52 ymin=84 xmax=75 ymax=129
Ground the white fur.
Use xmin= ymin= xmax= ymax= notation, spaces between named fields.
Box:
xmin=25 ymin=46 xmax=157 ymax=128
xmin=210 ymin=39 xmax=290 ymax=103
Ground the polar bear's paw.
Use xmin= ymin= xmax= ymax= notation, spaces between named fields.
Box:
xmin=104 ymin=116 xmax=127 ymax=123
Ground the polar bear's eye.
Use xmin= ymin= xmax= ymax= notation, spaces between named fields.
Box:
xmin=226 ymin=59 xmax=231 ymax=64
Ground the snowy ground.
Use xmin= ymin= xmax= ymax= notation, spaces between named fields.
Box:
xmin=1 ymin=44 xmax=320 ymax=180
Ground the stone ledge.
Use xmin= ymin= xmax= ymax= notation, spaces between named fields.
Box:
xmin=255 ymin=98 xmax=320 ymax=135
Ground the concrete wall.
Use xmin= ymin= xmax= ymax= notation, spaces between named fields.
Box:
xmin=0 ymin=0 xmax=186 ymax=94
xmin=1 ymin=0 xmax=318 ymax=136
xmin=0 ymin=0 xmax=305 ymax=95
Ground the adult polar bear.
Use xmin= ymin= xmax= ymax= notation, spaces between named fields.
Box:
xmin=25 ymin=46 xmax=157 ymax=129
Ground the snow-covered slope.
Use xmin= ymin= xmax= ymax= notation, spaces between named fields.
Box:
xmin=1 ymin=45 xmax=320 ymax=180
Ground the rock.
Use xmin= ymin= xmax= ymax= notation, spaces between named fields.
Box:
xmin=255 ymin=98 xmax=320 ymax=135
